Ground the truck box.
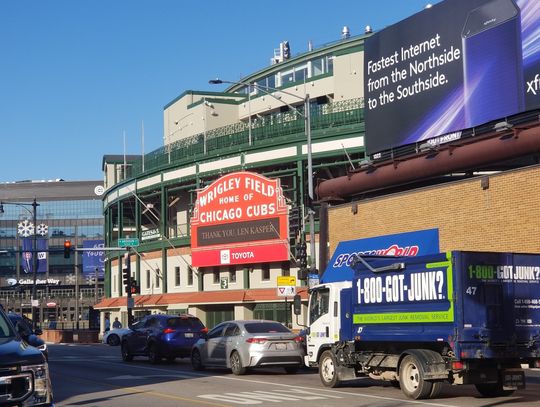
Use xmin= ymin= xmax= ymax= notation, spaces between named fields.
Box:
xmin=303 ymin=251 xmax=540 ymax=399
xmin=346 ymin=251 xmax=540 ymax=355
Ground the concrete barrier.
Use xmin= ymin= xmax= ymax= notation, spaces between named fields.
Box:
xmin=43 ymin=329 xmax=99 ymax=344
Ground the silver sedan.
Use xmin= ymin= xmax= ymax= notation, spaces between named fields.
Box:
xmin=191 ymin=320 xmax=304 ymax=375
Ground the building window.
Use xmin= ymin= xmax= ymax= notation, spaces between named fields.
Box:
xmin=229 ymin=266 xmax=236 ymax=283
xmin=262 ymin=264 xmax=270 ymax=281
xmin=187 ymin=267 xmax=194 ymax=286
xmin=175 ymin=266 xmax=180 ymax=286
xmin=213 ymin=267 xmax=220 ymax=284
xmin=146 ymin=270 xmax=150 ymax=289
xmin=281 ymin=262 xmax=290 ymax=277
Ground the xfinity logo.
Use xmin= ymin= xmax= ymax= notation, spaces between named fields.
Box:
xmin=527 ymin=74 xmax=540 ymax=95
xmin=483 ymin=18 xmax=497 ymax=26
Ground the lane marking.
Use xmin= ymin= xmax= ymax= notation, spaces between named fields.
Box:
xmin=53 ymin=371 xmax=233 ymax=407
xmin=52 ymin=356 xmax=460 ymax=407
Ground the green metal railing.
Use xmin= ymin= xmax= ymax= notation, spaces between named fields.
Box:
xmin=131 ymin=98 xmax=364 ymax=177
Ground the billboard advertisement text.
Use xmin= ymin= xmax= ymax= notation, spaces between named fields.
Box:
xmin=364 ymin=0 xmax=540 ymax=154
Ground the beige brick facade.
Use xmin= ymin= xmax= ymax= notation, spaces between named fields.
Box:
xmin=328 ymin=165 xmax=540 ymax=257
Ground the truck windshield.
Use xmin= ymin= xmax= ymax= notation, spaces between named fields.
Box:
xmin=309 ymin=287 xmax=330 ymax=323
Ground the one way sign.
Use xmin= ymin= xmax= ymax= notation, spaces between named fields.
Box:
xmin=277 ymin=286 xmax=296 ymax=296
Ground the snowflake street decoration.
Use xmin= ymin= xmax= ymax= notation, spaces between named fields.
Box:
xmin=36 ymin=224 xmax=48 ymax=236
xmin=86 ymin=275 xmax=96 ymax=284
xmin=66 ymin=274 xmax=76 ymax=284
xmin=17 ymin=220 xmax=35 ymax=237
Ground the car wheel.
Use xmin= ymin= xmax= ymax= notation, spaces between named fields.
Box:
xmin=107 ymin=334 xmax=120 ymax=346
xmin=191 ymin=349 xmax=205 ymax=371
xmin=148 ymin=343 xmax=161 ymax=364
xmin=319 ymin=350 xmax=341 ymax=388
xmin=284 ymin=366 xmax=299 ymax=374
xmin=230 ymin=351 xmax=246 ymax=375
xmin=121 ymin=341 xmax=133 ymax=362
xmin=399 ymin=354 xmax=433 ymax=399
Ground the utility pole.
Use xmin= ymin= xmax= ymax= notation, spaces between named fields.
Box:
xmin=122 ymin=250 xmax=134 ymax=326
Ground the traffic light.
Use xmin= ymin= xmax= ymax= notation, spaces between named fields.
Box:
xmin=130 ymin=280 xmax=139 ymax=295
xmin=63 ymin=240 xmax=72 ymax=259
xmin=296 ymin=242 xmax=308 ymax=270
xmin=289 ymin=207 xmax=301 ymax=237
xmin=122 ymin=253 xmax=132 ymax=292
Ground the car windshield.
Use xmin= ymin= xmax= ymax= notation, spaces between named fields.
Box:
xmin=244 ymin=322 xmax=290 ymax=333
xmin=167 ymin=317 xmax=204 ymax=329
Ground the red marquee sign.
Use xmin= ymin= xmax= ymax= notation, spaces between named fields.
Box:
xmin=190 ymin=172 xmax=289 ymax=267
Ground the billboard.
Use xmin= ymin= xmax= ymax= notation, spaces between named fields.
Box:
xmin=364 ymin=0 xmax=540 ymax=155
xmin=190 ymin=172 xmax=290 ymax=267
xmin=352 ymin=252 xmax=453 ymax=324
xmin=21 ymin=237 xmax=47 ymax=274
xmin=82 ymin=239 xmax=105 ymax=277
xmin=321 ymin=229 xmax=439 ymax=283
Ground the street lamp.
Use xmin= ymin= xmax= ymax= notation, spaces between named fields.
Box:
xmin=209 ymin=78 xmax=316 ymax=272
xmin=0 ymin=199 xmax=40 ymax=328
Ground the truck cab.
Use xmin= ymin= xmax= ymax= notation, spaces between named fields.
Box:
xmin=305 ymin=281 xmax=351 ymax=367
xmin=0 ymin=308 xmax=54 ymax=406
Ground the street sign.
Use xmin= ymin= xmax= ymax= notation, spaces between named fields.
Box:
xmin=277 ymin=276 xmax=297 ymax=297
xmin=118 ymin=238 xmax=140 ymax=248
xmin=277 ymin=276 xmax=296 ymax=286
xmin=277 ymin=286 xmax=296 ymax=296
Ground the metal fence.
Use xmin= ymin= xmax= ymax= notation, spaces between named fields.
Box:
xmin=131 ymin=98 xmax=364 ymax=177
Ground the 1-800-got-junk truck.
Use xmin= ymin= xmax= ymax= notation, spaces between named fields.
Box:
xmin=295 ymin=251 xmax=540 ymax=400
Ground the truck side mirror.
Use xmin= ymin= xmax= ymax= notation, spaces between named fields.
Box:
xmin=293 ymin=294 xmax=302 ymax=315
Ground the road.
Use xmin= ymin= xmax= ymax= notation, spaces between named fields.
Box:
xmin=49 ymin=343 xmax=540 ymax=407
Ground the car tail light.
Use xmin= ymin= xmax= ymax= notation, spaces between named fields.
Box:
xmin=452 ymin=361 xmax=466 ymax=370
xmin=246 ymin=337 xmax=267 ymax=344
xmin=163 ymin=328 xmax=175 ymax=334
xmin=533 ymin=360 xmax=540 ymax=368
xmin=293 ymin=336 xmax=303 ymax=343
xmin=201 ymin=327 xmax=208 ymax=334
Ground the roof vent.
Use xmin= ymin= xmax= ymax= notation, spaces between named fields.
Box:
xmin=342 ymin=26 xmax=350 ymax=39
xmin=365 ymin=25 xmax=373 ymax=34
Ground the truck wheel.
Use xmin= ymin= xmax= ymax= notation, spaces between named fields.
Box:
xmin=319 ymin=350 xmax=342 ymax=388
xmin=475 ymin=382 xmax=514 ymax=397
xmin=429 ymin=381 xmax=443 ymax=399
xmin=399 ymin=354 xmax=433 ymax=399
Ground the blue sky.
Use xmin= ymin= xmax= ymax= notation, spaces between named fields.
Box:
xmin=0 ymin=0 xmax=440 ymax=182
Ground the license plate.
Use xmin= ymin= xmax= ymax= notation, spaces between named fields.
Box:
xmin=184 ymin=333 xmax=194 ymax=338
xmin=275 ymin=343 xmax=287 ymax=350
xmin=502 ymin=369 xmax=525 ymax=390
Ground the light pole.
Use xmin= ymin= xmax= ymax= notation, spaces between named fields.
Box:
xmin=209 ymin=78 xmax=316 ymax=272
xmin=0 ymin=199 xmax=40 ymax=328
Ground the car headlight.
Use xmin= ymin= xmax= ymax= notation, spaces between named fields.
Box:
xmin=21 ymin=363 xmax=53 ymax=406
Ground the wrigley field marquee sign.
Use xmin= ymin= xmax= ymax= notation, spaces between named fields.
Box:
xmin=190 ymin=172 xmax=289 ymax=267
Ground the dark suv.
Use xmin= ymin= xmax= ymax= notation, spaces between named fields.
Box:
xmin=121 ymin=314 xmax=207 ymax=363
xmin=0 ymin=307 xmax=54 ymax=405
xmin=7 ymin=312 xmax=48 ymax=360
